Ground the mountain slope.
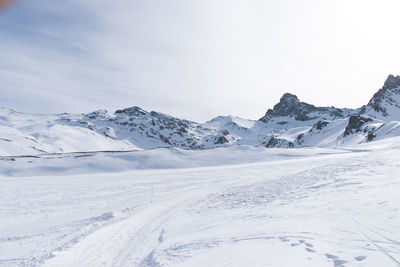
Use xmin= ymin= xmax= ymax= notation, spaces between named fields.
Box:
xmin=1 ymin=75 xmax=400 ymax=155
xmin=360 ymin=74 xmax=400 ymax=121
xmin=0 ymin=108 xmax=136 ymax=156
xmin=259 ymin=93 xmax=355 ymax=123
xmin=61 ymin=107 xmax=239 ymax=150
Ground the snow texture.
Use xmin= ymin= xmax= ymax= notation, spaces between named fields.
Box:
xmin=1 ymin=75 xmax=400 ymax=267
xmin=0 ymin=139 xmax=400 ymax=266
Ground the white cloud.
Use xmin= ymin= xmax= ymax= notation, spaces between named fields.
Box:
xmin=1 ymin=0 xmax=400 ymax=121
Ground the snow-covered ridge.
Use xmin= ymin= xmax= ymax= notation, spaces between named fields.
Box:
xmin=1 ymin=75 xmax=400 ymax=155
xmin=360 ymin=74 xmax=400 ymax=121
xmin=259 ymin=93 xmax=355 ymax=123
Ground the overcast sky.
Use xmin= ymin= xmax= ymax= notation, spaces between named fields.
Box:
xmin=1 ymin=0 xmax=399 ymax=122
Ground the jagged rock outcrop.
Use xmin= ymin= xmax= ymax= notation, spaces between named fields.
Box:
xmin=360 ymin=75 xmax=400 ymax=120
xmin=214 ymin=136 xmax=229 ymax=144
xmin=343 ymin=116 xmax=373 ymax=137
xmin=259 ymin=93 xmax=352 ymax=123
xmin=310 ymin=120 xmax=330 ymax=132
xmin=263 ymin=136 xmax=294 ymax=148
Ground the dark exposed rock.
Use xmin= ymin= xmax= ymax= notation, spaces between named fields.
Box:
xmin=277 ymin=121 xmax=288 ymax=125
xmin=177 ymin=127 xmax=188 ymax=134
xmin=264 ymin=136 xmax=294 ymax=148
xmin=366 ymin=132 xmax=376 ymax=142
xmin=259 ymin=93 xmax=346 ymax=122
xmin=364 ymin=124 xmax=385 ymax=142
xmin=159 ymin=134 xmax=171 ymax=145
xmin=214 ymin=136 xmax=229 ymax=144
xmin=296 ymin=133 xmax=305 ymax=145
xmin=116 ymin=106 xmax=147 ymax=116
xmin=309 ymin=120 xmax=329 ymax=132
xmin=382 ymin=74 xmax=400 ymax=90
xmin=360 ymin=75 xmax=400 ymax=117
xmin=343 ymin=116 xmax=373 ymax=137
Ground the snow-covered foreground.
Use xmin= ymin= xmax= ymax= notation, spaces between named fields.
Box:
xmin=1 ymin=143 xmax=400 ymax=266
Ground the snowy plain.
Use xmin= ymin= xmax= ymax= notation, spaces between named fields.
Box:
xmin=1 ymin=139 xmax=400 ymax=267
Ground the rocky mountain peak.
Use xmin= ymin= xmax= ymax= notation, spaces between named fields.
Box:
xmin=280 ymin=93 xmax=300 ymax=103
xmin=382 ymin=74 xmax=400 ymax=90
xmin=259 ymin=93 xmax=319 ymax=122
xmin=361 ymin=74 xmax=400 ymax=119
xmin=259 ymin=92 xmax=350 ymax=123
xmin=115 ymin=106 xmax=147 ymax=116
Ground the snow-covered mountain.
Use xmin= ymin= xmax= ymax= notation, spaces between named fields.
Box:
xmin=259 ymin=93 xmax=355 ymax=123
xmin=0 ymin=108 xmax=136 ymax=156
xmin=254 ymin=75 xmax=400 ymax=148
xmin=60 ymin=107 xmax=237 ymax=150
xmin=1 ymin=75 xmax=400 ymax=155
xmin=3 ymin=76 xmax=400 ymax=267
xmin=360 ymin=74 xmax=400 ymax=121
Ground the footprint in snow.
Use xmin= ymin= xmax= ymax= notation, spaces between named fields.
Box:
xmin=325 ymin=254 xmax=338 ymax=259
xmin=333 ymin=259 xmax=347 ymax=267
xmin=305 ymin=247 xmax=316 ymax=253
xmin=305 ymin=242 xmax=314 ymax=247
xmin=355 ymin=256 xmax=367 ymax=261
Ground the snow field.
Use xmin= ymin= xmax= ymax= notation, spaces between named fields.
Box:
xmin=1 ymin=143 xmax=399 ymax=266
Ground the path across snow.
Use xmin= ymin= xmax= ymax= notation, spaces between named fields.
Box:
xmin=0 ymin=145 xmax=399 ymax=266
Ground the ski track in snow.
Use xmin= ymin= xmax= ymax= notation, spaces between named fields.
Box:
xmin=0 ymin=147 xmax=400 ymax=266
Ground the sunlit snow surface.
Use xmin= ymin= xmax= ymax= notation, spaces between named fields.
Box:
xmin=1 ymin=140 xmax=400 ymax=266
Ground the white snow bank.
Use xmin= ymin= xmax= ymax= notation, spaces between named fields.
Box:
xmin=0 ymin=145 xmax=351 ymax=177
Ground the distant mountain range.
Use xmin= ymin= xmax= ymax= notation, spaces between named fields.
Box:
xmin=1 ymin=75 xmax=400 ymax=156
